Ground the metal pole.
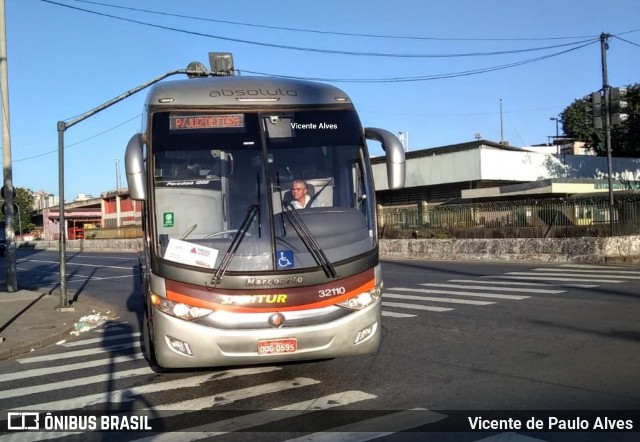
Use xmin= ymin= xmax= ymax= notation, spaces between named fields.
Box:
xmin=600 ymin=32 xmax=615 ymax=236
xmin=549 ymin=117 xmax=559 ymax=154
xmin=0 ymin=0 xmax=16 ymax=292
xmin=57 ymin=121 xmax=68 ymax=308
xmin=499 ymin=98 xmax=504 ymax=144
xmin=114 ymin=158 xmax=120 ymax=191
xmin=56 ymin=69 xmax=198 ymax=306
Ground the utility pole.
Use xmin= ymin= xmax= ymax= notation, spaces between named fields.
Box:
xmin=0 ymin=0 xmax=17 ymax=292
xmin=499 ymin=98 xmax=504 ymax=144
xmin=599 ymin=32 xmax=615 ymax=236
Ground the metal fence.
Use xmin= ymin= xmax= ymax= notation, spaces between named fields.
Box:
xmin=83 ymin=225 xmax=143 ymax=239
xmin=378 ymin=192 xmax=640 ymax=239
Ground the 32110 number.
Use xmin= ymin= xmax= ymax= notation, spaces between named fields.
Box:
xmin=318 ymin=287 xmax=346 ymax=298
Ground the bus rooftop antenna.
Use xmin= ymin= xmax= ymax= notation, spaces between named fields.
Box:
xmin=209 ymin=52 xmax=235 ymax=76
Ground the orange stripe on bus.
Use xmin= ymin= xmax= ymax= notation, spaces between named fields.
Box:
xmin=165 ymin=278 xmax=375 ymax=313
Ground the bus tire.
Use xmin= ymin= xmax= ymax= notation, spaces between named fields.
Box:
xmin=142 ymin=308 xmax=166 ymax=372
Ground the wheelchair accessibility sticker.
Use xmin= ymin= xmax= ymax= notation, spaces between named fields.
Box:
xmin=277 ymin=250 xmax=294 ymax=269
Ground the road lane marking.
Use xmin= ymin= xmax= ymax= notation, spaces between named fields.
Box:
xmin=390 ymin=287 xmax=529 ymax=300
xmin=382 ymin=311 xmax=417 ymax=318
xmin=282 ymin=408 xmax=447 ymax=442
xmin=16 ymin=367 xmax=283 ymax=411
xmin=384 ymin=292 xmax=494 ymax=305
xmin=147 ymin=377 xmax=320 ymax=414
xmin=490 ymin=275 xmax=622 ymax=283
xmin=17 ymin=342 xmax=140 ymax=364
xmin=532 ymin=267 xmax=640 ymax=277
xmin=558 ymin=263 xmax=632 ymax=269
xmin=132 ymin=391 xmax=378 ymax=441
xmin=451 ymin=279 xmax=598 ymax=288
xmin=382 ymin=301 xmax=453 ymax=312
xmin=58 ymin=332 xmax=141 ymax=347
xmin=419 ymin=283 xmax=564 ymax=294
xmin=0 ymin=367 xmax=155 ymax=399
xmin=0 ymin=354 xmax=145 ymax=382
xmin=505 ymin=272 xmax=637 ymax=280
xmin=15 ymin=258 xmax=134 ymax=270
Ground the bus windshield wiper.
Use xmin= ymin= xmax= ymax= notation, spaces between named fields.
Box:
xmin=212 ymin=203 xmax=260 ymax=285
xmin=283 ymin=205 xmax=337 ymax=278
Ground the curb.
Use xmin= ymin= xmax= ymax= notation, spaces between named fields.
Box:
xmin=0 ymin=323 xmax=76 ymax=361
xmin=0 ymin=287 xmax=120 ymax=362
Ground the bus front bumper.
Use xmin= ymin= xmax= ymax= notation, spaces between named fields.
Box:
xmin=150 ymin=301 xmax=381 ymax=369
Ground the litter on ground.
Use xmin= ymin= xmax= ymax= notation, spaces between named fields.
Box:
xmin=70 ymin=310 xmax=117 ymax=336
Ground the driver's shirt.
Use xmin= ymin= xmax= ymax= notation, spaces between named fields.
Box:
xmin=290 ymin=195 xmax=317 ymax=209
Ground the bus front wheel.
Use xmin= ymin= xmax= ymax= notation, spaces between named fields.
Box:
xmin=142 ymin=308 xmax=165 ymax=372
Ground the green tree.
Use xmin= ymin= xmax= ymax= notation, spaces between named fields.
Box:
xmin=560 ymin=83 xmax=640 ymax=157
xmin=0 ymin=187 xmax=36 ymax=235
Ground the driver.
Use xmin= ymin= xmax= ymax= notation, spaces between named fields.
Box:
xmin=289 ymin=179 xmax=318 ymax=209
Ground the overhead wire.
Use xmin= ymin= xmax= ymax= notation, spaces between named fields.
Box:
xmin=26 ymin=1 xmax=629 ymax=164
xmin=67 ymin=0 xmax=609 ymax=42
xmin=612 ymin=35 xmax=640 ymax=48
xmin=240 ymin=41 xmax=598 ymax=83
xmin=41 ymin=0 xmax=598 ymax=59
xmin=14 ymin=114 xmax=141 ymax=162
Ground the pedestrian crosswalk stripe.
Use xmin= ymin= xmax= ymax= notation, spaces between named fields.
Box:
xmin=457 ymin=279 xmax=598 ymax=288
xmin=131 ymin=391 xmax=378 ymax=442
xmin=382 ymin=311 xmax=417 ymax=318
xmin=532 ymin=268 xmax=640 ymax=277
xmin=506 ymin=272 xmax=635 ymax=281
xmin=17 ymin=366 xmax=282 ymax=411
xmin=392 ymin=287 xmax=530 ymax=301
xmin=6 ymin=354 xmax=145 ymax=381
xmin=419 ymin=283 xmax=565 ymax=294
xmin=282 ymin=408 xmax=446 ymax=442
xmin=146 ymin=377 xmax=320 ymax=414
xmin=558 ymin=263 xmax=631 ymax=270
xmin=384 ymin=292 xmax=495 ymax=305
xmin=58 ymin=332 xmax=141 ymax=347
xmin=382 ymin=301 xmax=453 ymax=312
xmin=17 ymin=342 xmax=140 ymax=364
xmin=0 ymin=366 xmax=155 ymax=400
xmin=492 ymin=275 xmax=623 ymax=284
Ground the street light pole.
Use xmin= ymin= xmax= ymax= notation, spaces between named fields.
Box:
xmin=0 ymin=0 xmax=17 ymax=292
xmin=113 ymin=158 xmax=121 ymax=191
xmin=56 ymin=68 xmax=200 ymax=308
xmin=599 ymin=33 xmax=615 ymax=236
xmin=549 ymin=117 xmax=559 ymax=154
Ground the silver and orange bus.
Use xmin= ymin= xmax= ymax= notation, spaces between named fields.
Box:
xmin=125 ymin=56 xmax=405 ymax=368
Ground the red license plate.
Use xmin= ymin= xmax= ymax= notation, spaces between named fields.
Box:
xmin=257 ymin=338 xmax=297 ymax=355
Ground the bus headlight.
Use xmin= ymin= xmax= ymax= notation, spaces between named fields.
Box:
xmin=337 ymin=284 xmax=382 ymax=311
xmin=151 ymin=293 xmax=213 ymax=320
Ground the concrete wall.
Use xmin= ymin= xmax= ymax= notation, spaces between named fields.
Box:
xmin=379 ymin=235 xmax=640 ymax=264
xmin=23 ymin=239 xmax=143 ymax=253
xmin=19 ymin=236 xmax=640 ymax=264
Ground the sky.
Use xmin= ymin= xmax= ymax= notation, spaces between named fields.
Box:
xmin=3 ymin=0 xmax=640 ymax=201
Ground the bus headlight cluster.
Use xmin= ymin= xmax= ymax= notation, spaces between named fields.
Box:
xmin=151 ymin=294 xmax=213 ymax=320
xmin=337 ymin=284 xmax=382 ymax=311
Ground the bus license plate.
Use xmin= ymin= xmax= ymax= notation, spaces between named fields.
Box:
xmin=257 ymin=338 xmax=297 ymax=355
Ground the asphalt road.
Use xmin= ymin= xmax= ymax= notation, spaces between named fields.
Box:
xmin=1 ymin=249 xmax=639 ymax=441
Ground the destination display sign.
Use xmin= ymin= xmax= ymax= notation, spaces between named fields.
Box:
xmin=169 ymin=114 xmax=245 ymax=130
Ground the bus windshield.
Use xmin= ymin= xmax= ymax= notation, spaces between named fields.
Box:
xmin=151 ymin=109 xmax=376 ymax=273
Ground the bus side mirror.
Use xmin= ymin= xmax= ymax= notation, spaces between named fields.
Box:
xmin=364 ymin=128 xmax=405 ymax=190
xmin=125 ymin=133 xmax=147 ymax=200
